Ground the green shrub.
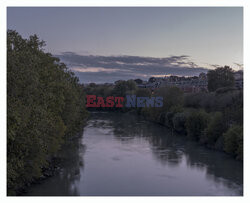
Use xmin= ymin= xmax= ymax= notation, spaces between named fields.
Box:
xmin=185 ymin=110 xmax=209 ymax=140
xmin=155 ymin=86 xmax=183 ymax=112
xmin=207 ymin=66 xmax=235 ymax=92
xmin=201 ymin=112 xmax=227 ymax=146
xmin=223 ymin=125 xmax=243 ymax=160
xmin=173 ymin=112 xmax=188 ymax=133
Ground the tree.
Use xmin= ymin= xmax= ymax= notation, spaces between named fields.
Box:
xmin=185 ymin=110 xmax=209 ymax=140
xmin=207 ymin=66 xmax=235 ymax=92
xmin=135 ymin=88 xmax=151 ymax=97
xmin=201 ymin=112 xmax=226 ymax=146
xmin=134 ymin=78 xmax=143 ymax=84
xmin=112 ymin=80 xmax=137 ymax=97
xmin=7 ymin=30 xmax=88 ymax=195
xmin=223 ymin=125 xmax=243 ymax=160
xmin=155 ymin=86 xmax=183 ymax=112
xmin=148 ymin=77 xmax=156 ymax=83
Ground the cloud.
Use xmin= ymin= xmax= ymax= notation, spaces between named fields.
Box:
xmin=234 ymin=63 xmax=243 ymax=70
xmin=209 ymin=64 xmax=221 ymax=69
xmin=71 ymin=67 xmax=127 ymax=73
xmin=55 ymin=52 xmax=209 ymax=83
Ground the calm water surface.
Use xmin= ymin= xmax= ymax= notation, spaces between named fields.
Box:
xmin=26 ymin=112 xmax=243 ymax=196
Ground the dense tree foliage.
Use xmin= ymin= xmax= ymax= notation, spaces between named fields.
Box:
xmin=142 ymin=87 xmax=242 ymax=159
xmin=207 ymin=66 xmax=235 ymax=92
xmin=200 ymin=112 xmax=226 ymax=148
xmin=7 ymin=30 xmax=88 ymax=195
xmin=112 ymin=80 xmax=137 ymax=97
xmin=224 ymin=125 xmax=243 ymax=160
xmin=185 ymin=110 xmax=209 ymax=141
xmin=172 ymin=112 xmax=188 ymax=134
xmin=134 ymin=78 xmax=143 ymax=84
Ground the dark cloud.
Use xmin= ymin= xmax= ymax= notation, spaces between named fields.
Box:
xmin=55 ymin=52 xmax=209 ymax=83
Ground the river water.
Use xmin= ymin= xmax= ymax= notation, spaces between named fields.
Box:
xmin=26 ymin=112 xmax=243 ymax=196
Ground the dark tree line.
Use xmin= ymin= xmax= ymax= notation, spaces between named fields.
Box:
xmin=207 ymin=66 xmax=235 ymax=92
xmin=7 ymin=30 xmax=88 ymax=195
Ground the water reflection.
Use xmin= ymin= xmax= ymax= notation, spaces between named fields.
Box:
xmin=90 ymin=112 xmax=243 ymax=195
xmin=26 ymin=112 xmax=243 ymax=196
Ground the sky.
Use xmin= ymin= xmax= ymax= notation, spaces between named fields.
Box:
xmin=7 ymin=7 xmax=243 ymax=83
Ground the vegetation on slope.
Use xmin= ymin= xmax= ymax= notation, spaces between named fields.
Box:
xmin=7 ymin=30 xmax=88 ymax=195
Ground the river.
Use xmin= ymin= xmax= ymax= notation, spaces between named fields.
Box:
xmin=25 ymin=112 xmax=243 ymax=196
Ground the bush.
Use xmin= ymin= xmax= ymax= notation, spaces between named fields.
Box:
xmin=207 ymin=66 xmax=235 ymax=92
xmin=184 ymin=93 xmax=205 ymax=109
xmin=201 ymin=112 xmax=227 ymax=146
xmin=215 ymin=86 xmax=237 ymax=94
xmin=223 ymin=125 xmax=243 ymax=160
xmin=155 ymin=86 xmax=183 ymax=112
xmin=173 ymin=112 xmax=188 ymax=133
xmin=112 ymin=80 xmax=137 ymax=97
xmin=185 ymin=110 xmax=209 ymax=140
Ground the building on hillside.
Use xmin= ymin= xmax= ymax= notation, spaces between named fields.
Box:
xmin=137 ymin=72 xmax=208 ymax=93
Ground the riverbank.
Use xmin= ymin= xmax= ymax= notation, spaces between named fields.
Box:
xmin=19 ymin=128 xmax=86 ymax=196
xmin=85 ymin=81 xmax=243 ymax=161
xmin=87 ymin=105 xmax=243 ymax=161
xmin=16 ymin=157 xmax=62 ymax=195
